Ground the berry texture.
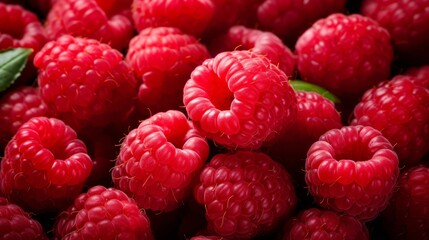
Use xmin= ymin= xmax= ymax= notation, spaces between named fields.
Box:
xmin=125 ymin=27 xmax=211 ymax=116
xmin=305 ymin=125 xmax=399 ymax=221
xmin=256 ymin=0 xmax=347 ymax=48
xmin=44 ymin=0 xmax=134 ymax=50
xmin=381 ymin=164 xmax=429 ymax=240
xmin=0 ymin=117 xmax=93 ymax=214
xmin=53 ymin=185 xmax=153 ymax=240
xmin=295 ymin=13 xmax=393 ymax=105
xmin=34 ymin=35 xmax=137 ymax=133
xmin=405 ymin=65 xmax=429 ymax=89
xmin=361 ymin=0 xmax=429 ymax=65
xmin=132 ymin=0 xmax=215 ymax=37
xmin=112 ymin=110 xmax=209 ymax=212
xmin=183 ymin=50 xmax=297 ymax=150
xmin=352 ymin=75 xmax=429 ymax=167
xmin=0 ymin=197 xmax=47 ymax=240
xmin=194 ymin=151 xmax=297 ymax=239
xmin=282 ymin=208 xmax=369 ymax=240
xmin=209 ymin=25 xmax=296 ymax=78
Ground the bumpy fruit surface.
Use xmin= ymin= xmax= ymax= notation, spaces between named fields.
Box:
xmin=305 ymin=125 xmax=399 ymax=221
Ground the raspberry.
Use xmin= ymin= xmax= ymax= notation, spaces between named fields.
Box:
xmin=44 ymin=0 xmax=134 ymax=50
xmin=112 ymin=110 xmax=209 ymax=212
xmin=183 ymin=50 xmax=297 ymax=150
xmin=125 ymin=27 xmax=211 ymax=116
xmin=405 ymin=65 xmax=429 ymax=89
xmin=256 ymin=0 xmax=347 ymax=48
xmin=0 ymin=117 xmax=93 ymax=214
xmin=194 ymin=150 xmax=297 ymax=239
xmin=34 ymin=35 xmax=137 ymax=133
xmin=351 ymin=75 xmax=429 ymax=167
xmin=305 ymin=125 xmax=399 ymax=221
xmin=295 ymin=13 xmax=393 ymax=105
xmin=281 ymin=208 xmax=369 ymax=240
xmin=53 ymin=185 xmax=153 ymax=240
xmin=209 ymin=25 xmax=296 ymax=78
xmin=0 ymin=86 xmax=48 ymax=148
xmin=132 ymin=0 xmax=215 ymax=37
xmin=0 ymin=197 xmax=47 ymax=240
xmin=361 ymin=0 xmax=429 ymax=65
xmin=381 ymin=164 xmax=429 ymax=240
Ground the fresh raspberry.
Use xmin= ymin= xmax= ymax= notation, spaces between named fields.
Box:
xmin=0 ymin=86 xmax=48 ymax=148
xmin=132 ymin=0 xmax=215 ymax=37
xmin=351 ymin=75 xmax=429 ymax=167
xmin=0 ymin=197 xmax=47 ymax=240
xmin=295 ymin=13 xmax=393 ymax=105
xmin=305 ymin=125 xmax=399 ymax=221
xmin=183 ymin=50 xmax=297 ymax=150
xmin=361 ymin=0 xmax=429 ymax=65
xmin=0 ymin=117 xmax=93 ymax=214
xmin=281 ymin=208 xmax=369 ymax=240
xmin=53 ymin=185 xmax=154 ymax=240
xmin=125 ymin=27 xmax=211 ymax=116
xmin=112 ymin=110 xmax=209 ymax=212
xmin=34 ymin=35 xmax=137 ymax=133
xmin=405 ymin=65 xmax=429 ymax=89
xmin=194 ymin=150 xmax=297 ymax=239
xmin=208 ymin=25 xmax=296 ymax=78
xmin=256 ymin=0 xmax=347 ymax=48
xmin=44 ymin=0 xmax=134 ymax=50
xmin=381 ymin=164 xmax=429 ymax=240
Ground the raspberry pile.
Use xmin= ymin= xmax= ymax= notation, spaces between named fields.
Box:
xmin=0 ymin=1 xmax=428 ymax=239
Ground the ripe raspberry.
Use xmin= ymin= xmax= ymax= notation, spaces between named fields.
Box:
xmin=351 ymin=75 xmax=429 ymax=167
xmin=53 ymin=185 xmax=153 ymax=240
xmin=256 ymin=0 xmax=346 ymax=48
xmin=209 ymin=25 xmax=296 ymax=78
xmin=381 ymin=164 xmax=429 ymax=240
xmin=34 ymin=35 xmax=137 ymax=133
xmin=112 ymin=110 xmax=209 ymax=212
xmin=0 ymin=197 xmax=47 ymax=240
xmin=295 ymin=13 xmax=393 ymax=105
xmin=0 ymin=86 xmax=48 ymax=148
xmin=125 ymin=27 xmax=211 ymax=116
xmin=183 ymin=50 xmax=297 ymax=150
xmin=132 ymin=0 xmax=215 ymax=37
xmin=361 ymin=0 xmax=429 ymax=65
xmin=405 ymin=65 xmax=429 ymax=89
xmin=281 ymin=208 xmax=369 ymax=240
xmin=194 ymin=150 xmax=297 ymax=239
xmin=44 ymin=0 xmax=134 ymax=50
xmin=305 ymin=125 xmax=399 ymax=221
xmin=0 ymin=117 xmax=93 ymax=214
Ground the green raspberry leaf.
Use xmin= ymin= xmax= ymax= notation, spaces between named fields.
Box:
xmin=0 ymin=48 xmax=33 ymax=92
xmin=290 ymin=80 xmax=341 ymax=104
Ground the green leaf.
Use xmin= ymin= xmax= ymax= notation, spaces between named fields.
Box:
xmin=0 ymin=48 xmax=33 ymax=92
xmin=290 ymin=80 xmax=341 ymax=104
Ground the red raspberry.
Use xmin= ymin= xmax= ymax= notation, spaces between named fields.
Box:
xmin=132 ymin=0 xmax=215 ymax=37
xmin=0 ymin=197 xmax=47 ymax=240
xmin=381 ymin=164 xmax=429 ymax=240
xmin=405 ymin=65 xmax=429 ymax=89
xmin=194 ymin=150 xmax=297 ymax=239
xmin=361 ymin=0 xmax=429 ymax=65
xmin=183 ymin=50 xmax=297 ymax=150
xmin=112 ymin=110 xmax=209 ymax=212
xmin=281 ymin=208 xmax=369 ymax=240
xmin=44 ymin=0 xmax=134 ymax=50
xmin=305 ymin=125 xmax=399 ymax=221
xmin=0 ymin=117 xmax=93 ymax=214
xmin=125 ymin=27 xmax=211 ymax=116
xmin=34 ymin=35 xmax=137 ymax=133
xmin=351 ymin=75 xmax=429 ymax=167
xmin=257 ymin=0 xmax=347 ymax=48
xmin=209 ymin=25 xmax=296 ymax=78
xmin=0 ymin=86 xmax=48 ymax=148
xmin=295 ymin=13 xmax=393 ymax=105
xmin=53 ymin=185 xmax=153 ymax=240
